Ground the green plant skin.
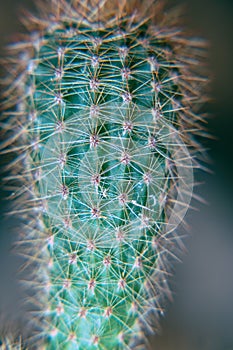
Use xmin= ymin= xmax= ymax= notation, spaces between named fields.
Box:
xmin=0 ymin=1 xmax=208 ymax=349
xmin=30 ymin=20 xmax=171 ymax=350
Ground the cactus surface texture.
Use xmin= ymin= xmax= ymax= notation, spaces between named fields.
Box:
xmin=0 ymin=0 xmax=208 ymax=349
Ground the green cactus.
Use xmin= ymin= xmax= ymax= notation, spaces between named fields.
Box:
xmin=1 ymin=0 xmax=208 ymax=349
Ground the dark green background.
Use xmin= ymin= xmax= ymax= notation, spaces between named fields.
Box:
xmin=0 ymin=0 xmax=232 ymax=349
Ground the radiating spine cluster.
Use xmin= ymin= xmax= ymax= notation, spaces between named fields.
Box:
xmin=0 ymin=0 xmax=208 ymax=349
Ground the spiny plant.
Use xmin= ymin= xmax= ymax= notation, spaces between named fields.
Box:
xmin=0 ymin=0 xmax=209 ymax=349
xmin=0 ymin=337 xmax=25 ymax=350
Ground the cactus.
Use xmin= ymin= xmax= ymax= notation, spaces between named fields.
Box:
xmin=0 ymin=0 xmax=208 ymax=349
xmin=0 ymin=337 xmax=26 ymax=350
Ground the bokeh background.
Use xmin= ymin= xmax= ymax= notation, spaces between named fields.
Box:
xmin=0 ymin=0 xmax=232 ymax=349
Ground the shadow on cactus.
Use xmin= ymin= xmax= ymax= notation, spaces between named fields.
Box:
xmin=0 ymin=0 xmax=209 ymax=349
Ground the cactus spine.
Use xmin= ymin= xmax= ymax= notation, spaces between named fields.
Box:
xmin=0 ymin=337 xmax=25 ymax=350
xmin=1 ymin=0 xmax=208 ymax=349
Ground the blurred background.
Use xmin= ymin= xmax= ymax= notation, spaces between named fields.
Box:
xmin=0 ymin=0 xmax=232 ymax=349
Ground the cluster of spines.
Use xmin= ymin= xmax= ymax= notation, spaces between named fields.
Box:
xmin=0 ymin=0 xmax=209 ymax=349
xmin=0 ymin=337 xmax=25 ymax=350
